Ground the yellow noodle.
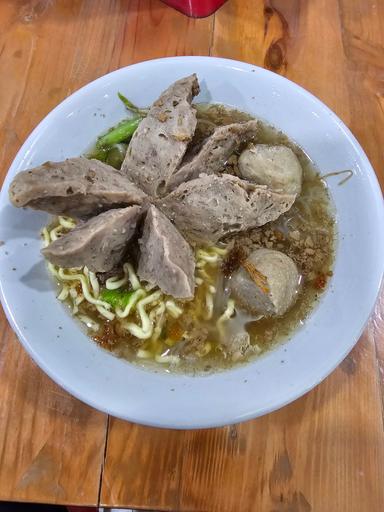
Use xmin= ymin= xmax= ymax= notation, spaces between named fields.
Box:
xmin=74 ymin=294 xmax=84 ymax=306
xmin=77 ymin=314 xmax=100 ymax=332
xmin=165 ymin=300 xmax=183 ymax=319
xmin=50 ymin=225 xmax=63 ymax=241
xmin=125 ymin=263 xmax=141 ymax=290
xmin=115 ymin=289 xmax=146 ymax=318
xmin=45 ymin=225 xmax=237 ymax=361
xmin=41 ymin=227 xmax=51 ymax=248
xmin=105 ymin=263 xmax=130 ymax=290
xmin=210 ymin=246 xmax=227 ymax=256
xmin=58 ymin=216 xmax=76 ymax=229
xmin=88 ymin=270 xmax=100 ymax=297
xmin=106 ymin=274 xmax=128 ymax=290
xmin=57 ymin=285 xmax=69 ymax=301
xmin=197 ymin=268 xmax=212 ymax=282
xmin=217 ymin=299 xmax=235 ymax=338
xmin=197 ymin=251 xmax=219 ymax=264
xmin=57 ymin=268 xmax=111 ymax=309
xmin=123 ymin=290 xmax=162 ymax=339
xmin=204 ymin=292 xmax=214 ymax=320
xmin=150 ymin=302 xmax=166 ymax=341
xmin=155 ymin=354 xmax=180 ymax=364
xmin=137 ymin=349 xmax=152 ymax=359
xmin=96 ymin=304 xmax=115 ymax=321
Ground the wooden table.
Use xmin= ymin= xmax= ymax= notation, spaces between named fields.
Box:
xmin=1 ymin=1 xmax=383 ymax=510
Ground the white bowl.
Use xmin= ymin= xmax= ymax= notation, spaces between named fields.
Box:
xmin=0 ymin=57 xmax=383 ymax=429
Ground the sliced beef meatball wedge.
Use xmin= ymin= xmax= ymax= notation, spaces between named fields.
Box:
xmin=137 ymin=205 xmax=195 ymax=299
xmin=9 ymin=157 xmax=147 ymax=219
xmin=159 ymin=174 xmax=296 ymax=245
xmin=42 ymin=206 xmax=142 ymax=273
xmin=167 ymin=120 xmax=259 ymax=190
xmin=121 ymin=74 xmax=200 ymax=196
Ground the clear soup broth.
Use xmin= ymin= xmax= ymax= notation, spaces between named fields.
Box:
xmin=47 ymin=104 xmax=335 ymax=374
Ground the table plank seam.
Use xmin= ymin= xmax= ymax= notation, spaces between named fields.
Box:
xmin=98 ymin=415 xmax=111 ymax=506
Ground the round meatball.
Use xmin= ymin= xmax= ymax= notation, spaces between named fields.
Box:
xmin=238 ymin=144 xmax=302 ymax=195
xmin=229 ymin=248 xmax=300 ymax=316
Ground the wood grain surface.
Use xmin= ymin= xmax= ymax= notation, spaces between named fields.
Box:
xmin=0 ymin=0 xmax=383 ymax=510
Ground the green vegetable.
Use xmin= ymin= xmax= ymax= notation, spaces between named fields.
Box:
xmin=100 ymin=288 xmax=134 ymax=309
xmin=118 ymin=92 xmax=148 ymax=117
xmin=88 ymin=143 xmax=127 ymax=168
xmin=105 ymin=143 xmax=128 ymax=169
xmin=87 ymin=146 xmax=108 ymax=162
xmin=96 ymin=117 xmax=141 ymax=149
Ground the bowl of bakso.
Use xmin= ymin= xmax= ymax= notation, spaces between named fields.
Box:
xmin=0 ymin=57 xmax=383 ymax=428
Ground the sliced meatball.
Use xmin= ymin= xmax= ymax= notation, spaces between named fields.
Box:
xmin=42 ymin=206 xmax=142 ymax=272
xmin=167 ymin=120 xmax=259 ymax=190
xmin=229 ymin=248 xmax=300 ymax=316
xmin=137 ymin=205 xmax=195 ymax=299
xmin=121 ymin=74 xmax=200 ymax=196
xmin=159 ymin=174 xmax=295 ymax=245
xmin=9 ymin=157 xmax=147 ymax=219
xmin=238 ymin=144 xmax=302 ymax=195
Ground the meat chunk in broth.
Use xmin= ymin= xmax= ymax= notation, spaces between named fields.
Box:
xmin=167 ymin=120 xmax=259 ymax=190
xmin=172 ymin=326 xmax=209 ymax=362
xmin=238 ymin=144 xmax=302 ymax=195
xmin=221 ymin=332 xmax=260 ymax=362
xmin=121 ymin=74 xmax=200 ymax=196
xmin=9 ymin=158 xmax=147 ymax=219
xmin=229 ymin=248 xmax=300 ymax=316
xmin=137 ymin=205 xmax=195 ymax=299
xmin=42 ymin=206 xmax=142 ymax=273
xmin=159 ymin=174 xmax=295 ymax=245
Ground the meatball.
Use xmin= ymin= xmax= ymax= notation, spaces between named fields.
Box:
xmin=229 ymin=248 xmax=300 ymax=316
xmin=238 ymin=144 xmax=302 ymax=195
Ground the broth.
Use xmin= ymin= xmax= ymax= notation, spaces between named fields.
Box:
xmin=50 ymin=104 xmax=335 ymax=374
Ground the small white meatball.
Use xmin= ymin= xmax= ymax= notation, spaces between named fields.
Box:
xmin=238 ymin=144 xmax=302 ymax=195
xmin=229 ymin=248 xmax=300 ymax=316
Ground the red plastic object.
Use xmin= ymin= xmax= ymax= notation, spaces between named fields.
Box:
xmin=161 ymin=0 xmax=227 ymax=18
